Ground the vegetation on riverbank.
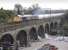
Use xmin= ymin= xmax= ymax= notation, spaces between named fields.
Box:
xmin=0 ymin=8 xmax=15 ymax=23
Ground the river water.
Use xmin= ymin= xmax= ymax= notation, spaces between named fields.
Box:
xmin=19 ymin=34 xmax=68 ymax=50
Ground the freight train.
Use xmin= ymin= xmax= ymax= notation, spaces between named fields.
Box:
xmin=7 ymin=15 xmax=39 ymax=25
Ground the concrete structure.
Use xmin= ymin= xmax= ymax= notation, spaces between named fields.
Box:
xmin=0 ymin=15 xmax=62 ymax=50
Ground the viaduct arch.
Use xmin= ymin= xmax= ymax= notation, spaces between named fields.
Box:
xmin=16 ymin=30 xmax=27 ymax=47
xmin=29 ymin=27 xmax=38 ymax=41
xmin=38 ymin=25 xmax=45 ymax=38
xmin=0 ymin=34 xmax=14 ymax=50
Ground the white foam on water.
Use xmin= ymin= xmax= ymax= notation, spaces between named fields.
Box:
xmin=45 ymin=33 xmax=49 ymax=39
xmin=38 ymin=36 xmax=42 ymax=40
xmin=55 ymin=36 xmax=68 ymax=42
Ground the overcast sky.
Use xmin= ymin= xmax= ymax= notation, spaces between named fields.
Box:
xmin=0 ymin=0 xmax=68 ymax=10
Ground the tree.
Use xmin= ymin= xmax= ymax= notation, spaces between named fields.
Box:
xmin=24 ymin=7 xmax=33 ymax=14
xmin=14 ymin=4 xmax=24 ymax=15
xmin=0 ymin=9 xmax=8 ymax=23
xmin=0 ymin=8 xmax=16 ymax=23
xmin=31 ymin=4 xmax=39 ymax=9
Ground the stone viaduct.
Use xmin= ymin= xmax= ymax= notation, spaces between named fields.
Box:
xmin=0 ymin=15 xmax=62 ymax=49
